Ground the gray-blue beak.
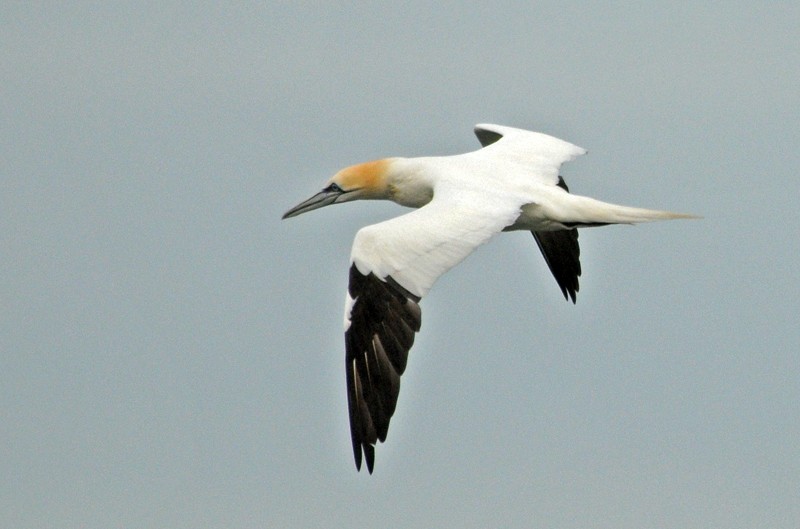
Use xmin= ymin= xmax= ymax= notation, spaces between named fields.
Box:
xmin=282 ymin=188 xmax=344 ymax=219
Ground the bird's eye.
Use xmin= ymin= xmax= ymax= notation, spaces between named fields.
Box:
xmin=326 ymin=183 xmax=344 ymax=193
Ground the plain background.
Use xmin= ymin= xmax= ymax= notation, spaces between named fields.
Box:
xmin=2 ymin=3 xmax=798 ymax=528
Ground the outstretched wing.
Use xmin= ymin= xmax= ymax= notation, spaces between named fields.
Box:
xmin=474 ymin=125 xmax=585 ymax=302
xmin=474 ymin=123 xmax=586 ymax=186
xmin=345 ymin=189 xmax=520 ymax=472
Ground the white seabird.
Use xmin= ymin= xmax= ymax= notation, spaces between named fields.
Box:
xmin=283 ymin=124 xmax=695 ymax=473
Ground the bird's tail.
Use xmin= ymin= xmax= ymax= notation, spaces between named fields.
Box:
xmin=552 ymin=194 xmax=698 ymax=227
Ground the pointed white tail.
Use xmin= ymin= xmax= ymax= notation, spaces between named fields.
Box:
xmin=555 ymin=194 xmax=698 ymax=226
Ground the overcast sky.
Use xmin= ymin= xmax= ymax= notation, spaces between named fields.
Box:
xmin=2 ymin=3 xmax=799 ymax=528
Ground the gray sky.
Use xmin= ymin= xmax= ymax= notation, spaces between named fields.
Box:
xmin=3 ymin=2 xmax=799 ymax=528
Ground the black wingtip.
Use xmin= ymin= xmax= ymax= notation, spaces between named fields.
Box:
xmin=364 ymin=444 xmax=375 ymax=474
xmin=474 ymin=127 xmax=504 ymax=147
xmin=352 ymin=442 xmax=375 ymax=474
xmin=558 ymin=287 xmax=577 ymax=304
xmin=533 ymin=229 xmax=581 ymax=305
xmin=353 ymin=439 xmax=362 ymax=471
xmin=346 ymin=265 xmax=423 ymax=475
xmin=564 ymin=286 xmax=578 ymax=304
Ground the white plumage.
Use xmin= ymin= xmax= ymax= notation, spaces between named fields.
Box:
xmin=283 ymin=124 xmax=695 ymax=473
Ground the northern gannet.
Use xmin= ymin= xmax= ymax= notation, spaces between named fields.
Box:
xmin=283 ymin=124 xmax=695 ymax=473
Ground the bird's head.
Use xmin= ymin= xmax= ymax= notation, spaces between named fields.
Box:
xmin=282 ymin=159 xmax=392 ymax=219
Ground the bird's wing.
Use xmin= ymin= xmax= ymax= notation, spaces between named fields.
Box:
xmin=345 ymin=190 xmax=521 ymax=472
xmin=473 ymin=123 xmax=586 ymax=186
xmin=474 ymin=125 xmax=587 ymax=302
xmin=532 ymin=176 xmax=582 ymax=303
xmin=532 ymin=229 xmax=581 ymax=303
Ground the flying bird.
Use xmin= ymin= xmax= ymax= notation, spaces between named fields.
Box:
xmin=282 ymin=124 xmax=694 ymax=473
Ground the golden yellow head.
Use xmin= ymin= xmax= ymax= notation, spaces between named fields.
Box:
xmin=330 ymin=159 xmax=392 ymax=199
xmin=282 ymin=158 xmax=393 ymax=219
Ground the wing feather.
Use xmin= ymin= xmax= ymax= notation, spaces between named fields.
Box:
xmin=345 ymin=191 xmax=520 ymax=472
xmin=532 ymin=177 xmax=582 ymax=303
xmin=351 ymin=191 xmax=521 ymax=298
xmin=532 ymin=229 xmax=581 ymax=303
xmin=345 ymin=266 xmax=420 ymax=473
xmin=473 ymin=123 xmax=587 ymax=187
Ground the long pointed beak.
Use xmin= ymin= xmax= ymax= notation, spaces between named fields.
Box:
xmin=282 ymin=189 xmax=343 ymax=219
